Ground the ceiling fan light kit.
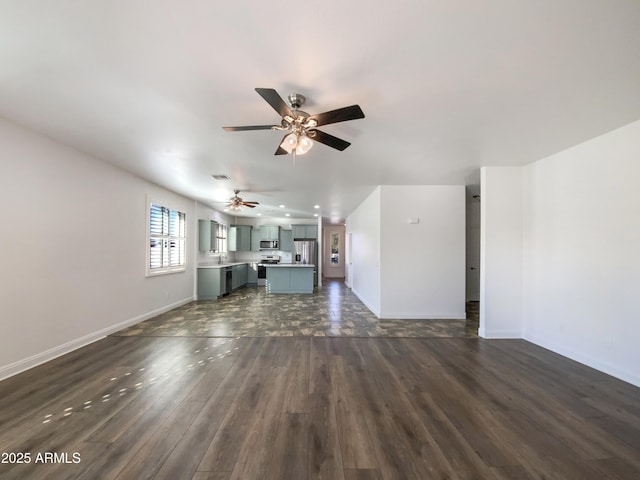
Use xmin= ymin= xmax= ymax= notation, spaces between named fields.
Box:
xmin=280 ymin=131 xmax=313 ymax=155
xmin=223 ymin=88 xmax=365 ymax=156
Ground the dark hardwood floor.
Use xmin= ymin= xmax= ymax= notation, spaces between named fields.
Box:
xmin=1 ymin=334 xmax=639 ymax=479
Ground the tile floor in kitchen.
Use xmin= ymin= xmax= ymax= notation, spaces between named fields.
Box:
xmin=115 ymin=279 xmax=479 ymax=338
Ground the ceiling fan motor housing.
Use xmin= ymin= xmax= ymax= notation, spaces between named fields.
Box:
xmin=287 ymin=93 xmax=305 ymax=109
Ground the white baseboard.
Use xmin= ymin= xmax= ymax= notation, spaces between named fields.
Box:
xmin=0 ymin=296 xmax=194 ymax=381
xmin=379 ymin=312 xmax=467 ymax=320
xmin=524 ymin=333 xmax=640 ymax=388
xmin=479 ymin=328 xmax=522 ymax=339
xmin=349 ymin=290 xmax=466 ymax=321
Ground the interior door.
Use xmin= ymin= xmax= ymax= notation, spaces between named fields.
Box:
xmin=466 ymin=225 xmax=480 ymax=301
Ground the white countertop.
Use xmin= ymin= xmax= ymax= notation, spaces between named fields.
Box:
xmin=266 ymin=263 xmax=315 ymax=268
xmin=197 ymin=262 xmax=249 ymax=269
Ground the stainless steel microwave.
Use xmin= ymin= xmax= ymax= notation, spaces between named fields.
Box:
xmin=260 ymin=240 xmax=279 ymax=250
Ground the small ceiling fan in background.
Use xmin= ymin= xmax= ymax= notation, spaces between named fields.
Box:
xmin=223 ymin=88 xmax=365 ymax=156
xmin=222 ymin=189 xmax=259 ymax=212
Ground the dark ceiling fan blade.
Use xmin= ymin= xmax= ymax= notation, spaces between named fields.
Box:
xmin=308 ymin=129 xmax=351 ymax=151
xmin=243 ymin=203 xmax=257 ymax=208
xmin=275 ymin=134 xmax=289 ymax=155
xmin=255 ymin=88 xmax=294 ymax=119
xmin=308 ymin=104 xmax=365 ymax=127
xmin=242 ymin=201 xmax=259 ymax=205
xmin=223 ymin=125 xmax=275 ymax=131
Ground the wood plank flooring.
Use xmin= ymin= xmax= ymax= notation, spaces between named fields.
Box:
xmin=1 ymin=335 xmax=639 ymax=479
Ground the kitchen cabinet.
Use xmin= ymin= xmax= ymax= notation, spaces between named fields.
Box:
xmin=260 ymin=225 xmax=280 ymax=242
xmin=197 ymin=267 xmax=225 ymax=299
xmin=231 ymin=264 xmax=248 ymax=289
xmin=247 ymin=262 xmax=258 ymax=284
xmin=229 ymin=225 xmax=251 ymax=251
xmin=198 ymin=220 xmax=219 ymax=252
xmin=280 ymin=229 xmax=293 ymax=252
xmin=292 ymin=224 xmax=317 ymax=240
xmin=198 ymin=263 xmax=249 ymax=299
xmin=306 ymin=225 xmax=318 ymax=239
xmin=265 ymin=265 xmax=314 ymax=293
xmin=251 ymin=228 xmax=261 ymax=252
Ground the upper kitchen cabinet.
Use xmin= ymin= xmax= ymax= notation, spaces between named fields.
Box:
xmin=292 ymin=224 xmax=318 ymax=240
xmin=251 ymin=228 xmax=261 ymax=252
xmin=229 ymin=225 xmax=251 ymax=251
xmin=199 ymin=220 xmax=219 ymax=252
xmin=259 ymin=225 xmax=280 ymax=242
xmin=280 ymin=229 xmax=293 ymax=252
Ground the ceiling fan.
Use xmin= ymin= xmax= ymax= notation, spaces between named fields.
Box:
xmin=223 ymin=88 xmax=365 ymax=155
xmin=224 ymin=189 xmax=259 ymax=212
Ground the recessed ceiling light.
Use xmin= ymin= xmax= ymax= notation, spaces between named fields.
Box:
xmin=314 ymin=205 xmax=320 ymax=209
xmin=256 ymin=213 xmax=262 ymax=216
xmin=279 ymin=205 xmax=285 ymax=208
xmin=313 ymin=213 xmax=318 ymax=217
xmin=285 ymin=213 xmax=290 ymax=217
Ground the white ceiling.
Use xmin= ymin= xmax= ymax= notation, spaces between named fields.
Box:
xmin=2 ymin=1 xmax=639 ymax=223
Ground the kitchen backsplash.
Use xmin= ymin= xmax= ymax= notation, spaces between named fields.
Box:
xmin=197 ymin=249 xmax=293 ymax=265
xmin=235 ymin=251 xmax=293 ymax=263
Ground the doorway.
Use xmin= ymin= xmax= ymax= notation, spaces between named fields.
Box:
xmin=323 ymin=225 xmax=345 ymax=279
xmin=466 ymin=185 xmax=481 ymax=302
xmin=466 ymin=186 xmax=481 ymax=331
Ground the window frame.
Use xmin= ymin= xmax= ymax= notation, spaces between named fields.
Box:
xmin=146 ymin=200 xmax=187 ymax=277
xmin=215 ymin=223 xmax=228 ymax=254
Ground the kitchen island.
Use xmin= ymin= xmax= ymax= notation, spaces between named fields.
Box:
xmin=266 ymin=264 xmax=314 ymax=294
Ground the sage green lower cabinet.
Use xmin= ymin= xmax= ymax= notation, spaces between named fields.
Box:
xmin=197 ymin=268 xmax=225 ymax=300
xmin=198 ymin=263 xmax=249 ymax=300
xmin=247 ymin=262 xmax=258 ymax=284
xmin=265 ymin=266 xmax=314 ymax=294
xmin=231 ymin=264 xmax=248 ymax=289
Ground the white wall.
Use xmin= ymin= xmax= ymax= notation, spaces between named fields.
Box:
xmin=522 ymin=120 xmax=640 ymax=387
xmin=346 ymin=187 xmax=381 ymax=316
xmin=379 ymin=185 xmax=466 ymax=319
xmin=0 ymin=117 xmax=196 ymax=379
xmin=347 ymin=185 xmax=465 ymax=320
xmin=479 ymin=167 xmax=524 ymax=338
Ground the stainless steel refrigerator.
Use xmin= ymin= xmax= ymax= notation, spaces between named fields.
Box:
xmin=294 ymin=240 xmax=317 ymax=285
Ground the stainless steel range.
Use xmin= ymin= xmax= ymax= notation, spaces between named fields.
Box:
xmin=257 ymin=255 xmax=280 ymax=286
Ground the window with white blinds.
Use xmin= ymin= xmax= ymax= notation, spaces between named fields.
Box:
xmin=148 ymin=203 xmax=186 ymax=275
